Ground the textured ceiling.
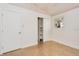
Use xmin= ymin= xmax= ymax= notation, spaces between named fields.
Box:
xmin=11 ymin=3 xmax=79 ymax=16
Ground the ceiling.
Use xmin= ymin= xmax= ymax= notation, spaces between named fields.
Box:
xmin=11 ymin=3 xmax=79 ymax=16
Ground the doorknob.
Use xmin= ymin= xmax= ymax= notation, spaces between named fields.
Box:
xmin=18 ymin=32 xmax=21 ymax=34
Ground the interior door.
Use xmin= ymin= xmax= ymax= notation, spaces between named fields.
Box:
xmin=0 ymin=9 xmax=3 ymax=53
xmin=2 ymin=10 xmax=22 ymax=53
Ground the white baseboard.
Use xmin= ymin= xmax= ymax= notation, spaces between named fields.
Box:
xmin=52 ymin=38 xmax=79 ymax=49
xmin=1 ymin=38 xmax=78 ymax=55
xmin=22 ymin=39 xmax=51 ymax=49
xmin=0 ymin=39 xmax=49 ymax=55
xmin=0 ymin=42 xmax=37 ymax=55
xmin=21 ymin=42 xmax=37 ymax=49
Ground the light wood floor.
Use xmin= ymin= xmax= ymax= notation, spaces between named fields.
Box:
xmin=1 ymin=41 xmax=79 ymax=56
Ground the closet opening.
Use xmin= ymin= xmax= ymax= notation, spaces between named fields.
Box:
xmin=38 ymin=17 xmax=43 ymax=44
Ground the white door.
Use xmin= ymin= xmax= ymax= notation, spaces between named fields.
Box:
xmin=0 ymin=9 xmax=3 ymax=53
xmin=2 ymin=10 xmax=22 ymax=53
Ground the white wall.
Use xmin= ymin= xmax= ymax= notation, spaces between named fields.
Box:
xmin=0 ymin=4 xmax=51 ymax=53
xmin=52 ymin=7 xmax=79 ymax=49
xmin=21 ymin=10 xmax=51 ymax=48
